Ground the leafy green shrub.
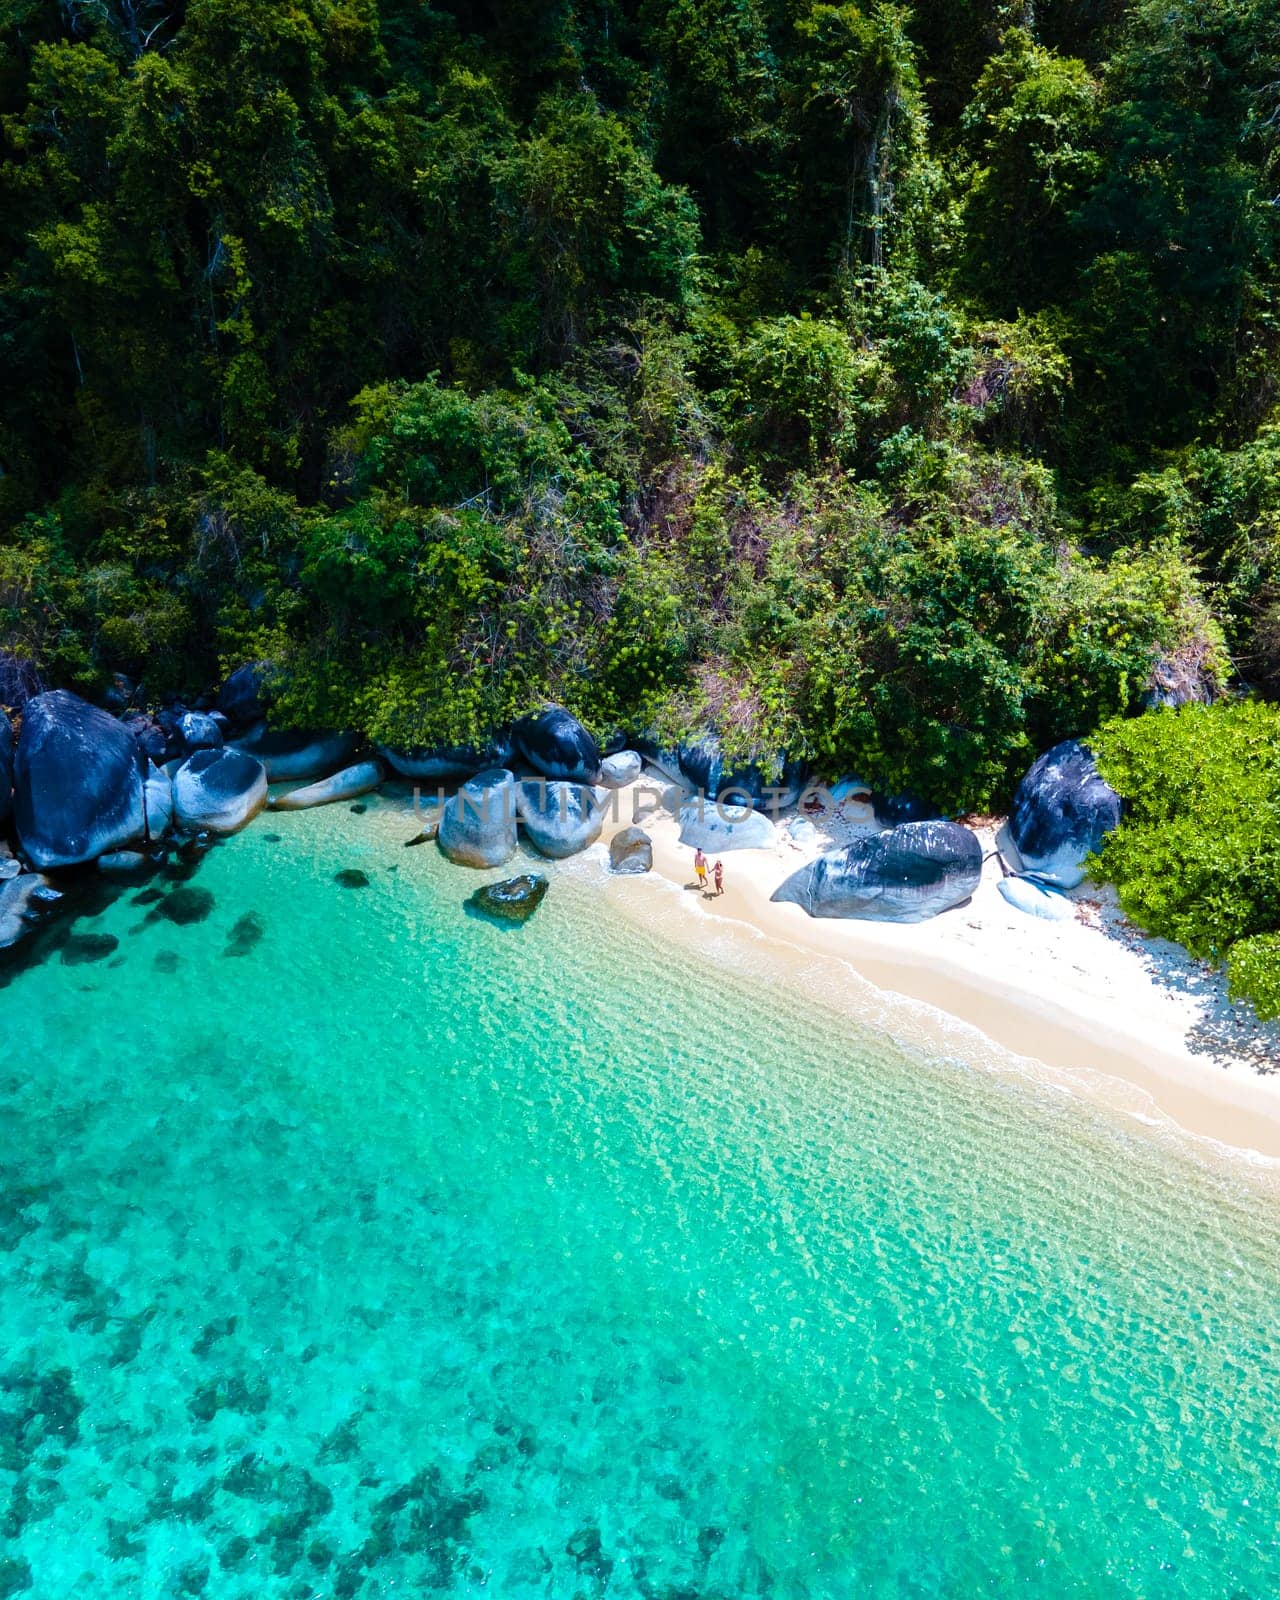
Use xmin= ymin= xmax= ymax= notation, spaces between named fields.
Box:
xmin=1091 ymin=700 xmax=1280 ymax=1016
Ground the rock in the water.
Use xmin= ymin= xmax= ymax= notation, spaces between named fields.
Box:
xmin=609 ymin=826 xmax=653 ymax=874
xmin=678 ymin=802 xmax=777 ymax=852
xmin=0 ymin=707 xmax=11 ymax=825
xmin=599 ymin=750 xmax=643 ymax=788
xmin=218 ymin=662 xmax=274 ymax=729
xmin=378 ymin=734 xmax=513 ymax=780
xmin=513 ymin=706 xmax=601 ymax=783
xmin=14 ymin=690 xmax=149 ymax=869
xmin=404 ymin=817 xmax=440 ymax=846
xmin=515 ymin=780 xmax=608 ymax=859
xmin=178 ymin=712 xmax=224 ymax=753
xmin=173 ymin=749 xmax=268 ymax=835
xmin=155 ymin=885 xmax=215 ymax=925
xmin=0 ymin=874 xmax=62 ymax=951
xmin=230 ymin=724 xmax=358 ymax=782
xmin=675 ymin=732 xmax=807 ymax=812
xmin=98 ymin=851 xmax=150 ymax=877
xmin=271 ymin=760 xmax=384 ymax=811
xmin=334 ymin=869 xmax=370 ymax=888
xmin=1009 ymin=740 xmax=1121 ymax=889
xmin=772 ymin=821 xmax=983 ymax=922
xmin=61 ymin=932 xmax=120 ymax=965
xmin=438 ymin=768 xmax=518 ymax=868
xmin=223 ymin=912 xmax=266 ymax=956
xmin=467 ymin=873 xmax=548 ymax=924
xmin=997 ymin=874 xmax=1075 ymax=922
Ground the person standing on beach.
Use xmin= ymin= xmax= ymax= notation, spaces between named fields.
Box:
xmin=694 ymin=848 xmax=708 ymax=890
xmin=713 ymin=860 xmax=724 ymax=897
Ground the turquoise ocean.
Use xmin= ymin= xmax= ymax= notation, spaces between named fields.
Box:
xmin=2 ymin=791 xmax=1279 ymax=1598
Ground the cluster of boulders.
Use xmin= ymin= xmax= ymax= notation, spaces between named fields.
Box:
xmin=0 ymin=657 xmax=1125 ymax=951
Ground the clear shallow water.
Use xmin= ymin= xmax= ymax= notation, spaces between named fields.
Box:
xmin=2 ymin=795 xmax=1279 ymax=1599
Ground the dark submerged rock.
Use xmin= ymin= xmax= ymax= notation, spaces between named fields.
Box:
xmin=13 ymin=691 xmax=148 ymax=869
xmin=515 ymin=780 xmax=608 ymax=858
xmin=512 ymin=706 xmax=601 ymax=784
xmin=404 ymin=819 xmax=440 ymax=846
xmin=156 ymin=886 xmax=216 ymax=926
xmin=153 ymin=950 xmax=180 ymax=973
xmin=438 ymin=768 xmax=518 ymax=868
xmin=609 ymin=826 xmax=653 ymax=875
xmin=60 ymin=933 xmax=120 ymax=966
xmin=772 ymin=820 xmax=983 ymax=922
xmin=1009 ymin=740 xmax=1121 ymax=889
xmin=334 ymin=869 xmax=370 ymax=889
xmin=223 ymin=912 xmax=265 ymax=956
xmin=173 ymin=748 xmax=268 ymax=835
xmin=467 ymin=873 xmax=548 ymax=924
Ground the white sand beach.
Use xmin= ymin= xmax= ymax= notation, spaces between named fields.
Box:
xmin=592 ymin=774 xmax=1280 ymax=1168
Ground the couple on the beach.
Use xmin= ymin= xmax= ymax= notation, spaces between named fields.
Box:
xmin=693 ymin=848 xmax=723 ymax=897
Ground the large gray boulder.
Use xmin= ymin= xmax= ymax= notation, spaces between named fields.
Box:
xmin=772 ymin=821 xmax=982 ymax=922
xmin=230 ymin=724 xmax=358 ymax=782
xmin=378 ymin=734 xmax=513 ymax=780
xmin=13 ymin=690 xmax=148 ymax=868
xmin=0 ymin=873 xmax=62 ymax=951
xmin=437 ymin=768 xmax=518 ymax=868
xmin=609 ymin=826 xmax=653 ymax=875
xmin=178 ymin=711 xmax=224 ymax=753
xmin=997 ymin=874 xmax=1074 ymax=922
xmin=1009 ymin=740 xmax=1121 ymax=889
xmin=173 ymin=748 xmax=268 ymax=835
xmin=678 ymin=802 xmax=777 ymax=852
xmin=0 ymin=708 xmax=11 ymax=825
xmin=513 ymin=706 xmax=601 ymax=783
xmin=515 ymin=780 xmax=608 ymax=859
xmin=271 ymin=760 xmax=384 ymax=811
xmin=142 ymin=760 xmax=173 ymax=840
xmin=600 ymin=749 xmax=643 ymax=789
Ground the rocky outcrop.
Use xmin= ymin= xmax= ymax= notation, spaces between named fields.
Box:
xmin=124 ymin=713 xmax=177 ymax=763
xmin=608 ymin=826 xmax=653 ymax=874
xmin=230 ymin=724 xmax=358 ymax=782
xmin=142 ymin=760 xmax=173 ymax=840
xmin=218 ymin=662 xmax=274 ymax=729
xmin=869 ymin=791 xmax=942 ymax=826
xmin=437 ymin=768 xmax=518 ymax=868
xmin=378 ymin=734 xmax=513 ymax=780
xmin=178 ymin=711 xmax=224 ymax=753
xmin=997 ymin=874 xmax=1075 ymax=922
xmin=772 ymin=820 xmax=983 ymax=922
xmin=1009 ymin=740 xmax=1121 ymax=889
xmin=0 ymin=873 xmax=62 ymax=951
xmin=515 ymin=780 xmax=608 ymax=859
xmin=677 ymin=802 xmax=777 ymax=852
xmin=13 ymin=690 xmax=149 ymax=869
xmin=600 ymin=750 xmax=643 ymax=788
xmin=513 ymin=706 xmax=601 ymax=783
xmin=676 ymin=732 xmax=807 ymax=812
xmin=173 ymin=748 xmax=268 ymax=835
xmin=271 ymin=760 xmax=384 ymax=811
xmin=467 ymin=873 xmax=548 ymax=924
xmin=0 ymin=708 xmax=11 ymax=825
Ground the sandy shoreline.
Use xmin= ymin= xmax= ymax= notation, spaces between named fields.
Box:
xmin=587 ymin=776 xmax=1280 ymax=1170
